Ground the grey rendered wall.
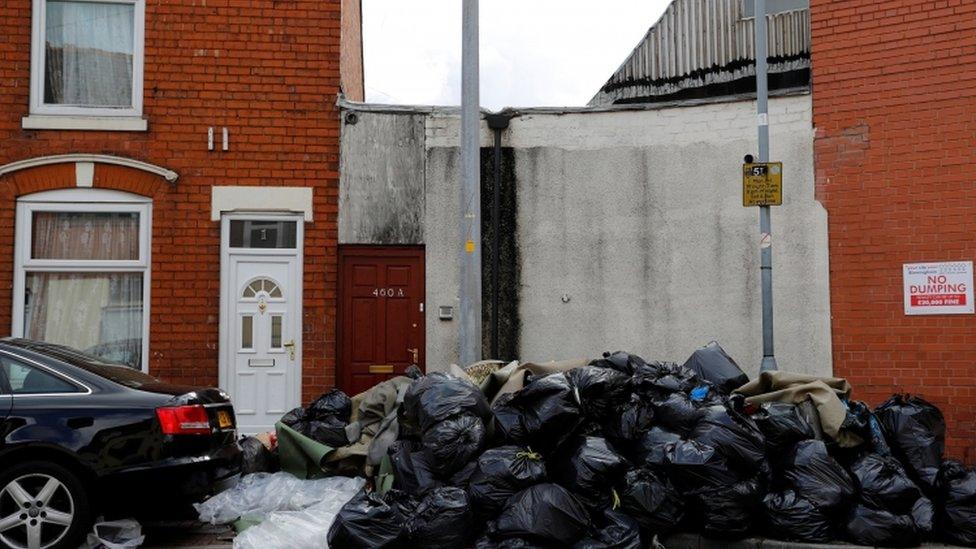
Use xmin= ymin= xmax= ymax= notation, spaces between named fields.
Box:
xmin=342 ymin=94 xmax=831 ymax=378
xmin=516 ymin=96 xmax=828 ymax=375
xmin=424 ymin=94 xmax=830 ymax=377
xmin=339 ymin=112 xmax=426 ymax=245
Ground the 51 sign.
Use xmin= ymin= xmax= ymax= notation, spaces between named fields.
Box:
xmin=742 ymin=162 xmax=783 ymax=206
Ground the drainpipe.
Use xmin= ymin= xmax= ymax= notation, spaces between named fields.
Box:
xmin=485 ymin=113 xmax=512 ymax=360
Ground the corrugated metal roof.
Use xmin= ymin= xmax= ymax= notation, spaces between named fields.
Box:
xmin=590 ymin=0 xmax=810 ymax=106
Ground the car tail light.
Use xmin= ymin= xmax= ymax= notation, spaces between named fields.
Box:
xmin=156 ymin=405 xmax=212 ymax=435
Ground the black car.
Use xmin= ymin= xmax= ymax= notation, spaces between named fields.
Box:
xmin=0 ymin=339 xmax=241 ymax=549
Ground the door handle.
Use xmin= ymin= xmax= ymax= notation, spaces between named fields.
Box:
xmin=407 ymin=348 xmax=418 ymax=364
xmin=283 ymin=340 xmax=296 ymax=360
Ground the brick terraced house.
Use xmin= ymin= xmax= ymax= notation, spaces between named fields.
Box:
xmin=811 ymin=0 xmax=976 ymax=461
xmin=0 ymin=0 xmax=363 ymax=434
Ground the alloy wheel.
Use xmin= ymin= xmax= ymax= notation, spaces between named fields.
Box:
xmin=0 ymin=474 xmax=75 ymax=549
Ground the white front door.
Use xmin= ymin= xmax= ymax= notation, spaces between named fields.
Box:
xmin=220 ymin=216 xmax=303 ymax=434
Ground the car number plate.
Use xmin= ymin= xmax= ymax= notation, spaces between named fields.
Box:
xmin=217 ymin=410 xmax=233 ymax=429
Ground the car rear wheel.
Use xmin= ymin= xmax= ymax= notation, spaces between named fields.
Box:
xmin=0 ymin=462 xmax=90 ymax=549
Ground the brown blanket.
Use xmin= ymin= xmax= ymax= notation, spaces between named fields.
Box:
xmin=487 ymin=358 xmax=589 ymax=405
xmin=736 ymin=371 xmax=861 ymax=447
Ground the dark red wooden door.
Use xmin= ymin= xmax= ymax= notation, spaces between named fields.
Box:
xmin=338 ymin=246 xmax=425 ymax=396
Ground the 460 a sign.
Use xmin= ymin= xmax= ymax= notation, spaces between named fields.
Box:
xmin=372 ymin=287 xmax=405 ymax=298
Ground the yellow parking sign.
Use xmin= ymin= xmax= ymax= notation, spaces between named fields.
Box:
xmin=742 ymin=162 xmax=783 ymax=206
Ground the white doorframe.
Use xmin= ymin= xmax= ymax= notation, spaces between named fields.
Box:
xmin=219 ymin=213 xmax=304 ymax=419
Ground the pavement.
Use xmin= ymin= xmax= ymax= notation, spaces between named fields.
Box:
xmin=140 ymin=521 xmax=233 ymax=549
xmin=135 ymin=526 xmax=967 ymax=549
xmin=661 ymin=533 xmax=963 ymax=549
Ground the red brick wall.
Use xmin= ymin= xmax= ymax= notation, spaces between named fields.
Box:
xmin=0 ymin=1 xmax=341 ymax=403
xmin=811 ymin=0 xmax=976 ymax=462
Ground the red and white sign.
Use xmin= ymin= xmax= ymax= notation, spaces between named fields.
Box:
xmin=903 ymin=261 xmax=974 ymax=315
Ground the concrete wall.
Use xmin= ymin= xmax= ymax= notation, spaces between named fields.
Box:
xmin=340 ymin=93 xmax=832 ymax=378
xmin=339 ymin=112 xmax=425 ymax=244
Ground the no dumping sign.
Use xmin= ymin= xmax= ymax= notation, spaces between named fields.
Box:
xmin=903 ymin=261 xmax=974 ymax=315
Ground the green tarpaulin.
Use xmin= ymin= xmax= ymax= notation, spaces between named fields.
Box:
xmin=275 ymin=422 xmax=335 ymax=480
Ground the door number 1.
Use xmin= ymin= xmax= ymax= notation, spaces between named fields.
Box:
xmin=373 ymin=288 xmax=405 ymax=297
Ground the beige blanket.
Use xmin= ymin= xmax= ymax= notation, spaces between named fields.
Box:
xmin=736 ymin=371 xmax=861 ymax=447
xmin=487 ymin=358 xmax=589 ymax=404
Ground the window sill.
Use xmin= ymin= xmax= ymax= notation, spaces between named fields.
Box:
xmin=22 ymin=115 xmax=148 ymax=132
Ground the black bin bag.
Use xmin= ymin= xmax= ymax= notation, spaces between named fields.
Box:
xmin=936 ymin=460 xmax=976 ymax=545
xmin=691 ymin=477 xmax=761 ymax=539
xmin=617 ymin=467 xmax=684 ymax=534
xmin=850 ymin=453 xmax=922 ymax=513
xmin=681 ymin=341 xmax=749 ymax=394
xmin=690 ymin=404 xmax=766 ymax=475
xmin=566 ymin=365 xmax=630 ymax=420
xmin=589 ymin=351 xmax=648 ymax=377
xmin=493 ymin=483 xmax=590 ymax=546
xmin=490 ymin=373 xmax=581 ymax=453
xmin=763 ymin=490 xmax=833 ymax=543
xmin=754 ymin=402 xmax=815 ymax=454
xmin=551 ymin=436 xmax=629 ymax=511
xmin=783 ymin=440 xmax=855 ymax=512
xmin=239 ymin=436 xmax=276 ymax=474
xmin=327 ymin=490 xmax=407 ymax=549
xmin=844 ymin=400 xmax=892 ymax=455
xmin=629 ymin=359 xmax=701 ymax=397
xmin=650 ymin=392 xmax=702 ymax=436
xmin=421 ymin=413 xmax=486 ymax=477
xmin=666 ymin=439 xmax=740 ymax=493
xmin=280 ymin=406 xmax=309 ymax=433
xmin=405 ymin=487 xmax=474 ymax=549
xmin=475 ymin=534 xmax=546 ymax=548
xmin=468 ymin=445 xmax=547 ymax=515
xmin=874 ymin=394 xmax=945 ymax=492
xmin=636 ymin=426 xmax=681 ymax=470
xmin=305 ymin=414 xmax=350 ymax=447
xmin=399 ymin=373 xmax=490 ymax=437
xmin=573 ymin=509 xmax=641 ymax=549
xmin=911 ymin=496 xmax=934 ymax=535
xmin=308 ymin=388 xmax=352 ymax=422
xmin=388 ymin=440 xmax=441 ymax=496
xmin=603 ymin=394 xmax=655 ymax=451
xmin=846 ymin=504 xmax=920 ymax=547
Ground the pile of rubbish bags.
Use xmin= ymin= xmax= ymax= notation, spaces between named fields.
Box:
xmin=223 ymin=341 xmax=976 ymax=548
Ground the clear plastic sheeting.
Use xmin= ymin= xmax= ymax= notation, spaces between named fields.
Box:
xmin=195 ymin=472 xmax=365 ymax=526
xmin=233 ymin=495 xmax=360 ymax=549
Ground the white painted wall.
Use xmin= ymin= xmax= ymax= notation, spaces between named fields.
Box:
xmin=341 ymin=93 xmax=831 ymax=377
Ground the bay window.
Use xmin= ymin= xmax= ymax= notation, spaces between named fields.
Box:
xmin=14 ymin=190 xmax=151 ymax=370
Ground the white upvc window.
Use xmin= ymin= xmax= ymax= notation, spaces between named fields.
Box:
xmin=13 ymin=189 xmax=152 ymax=371
xmin=26 ymin=0 xmax=146 ymax=130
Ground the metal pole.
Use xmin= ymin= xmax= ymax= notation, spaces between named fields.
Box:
xmin=459 ymin=0 xmax=482 ymax=366
xmin=755 ymin=0 xmax=778 ymax=372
